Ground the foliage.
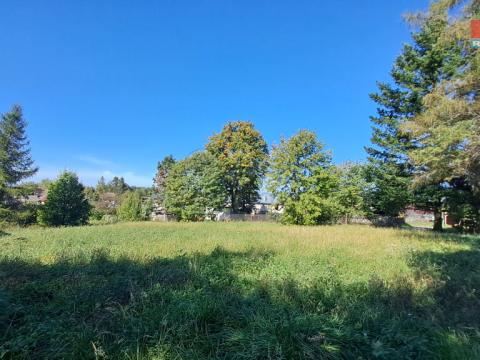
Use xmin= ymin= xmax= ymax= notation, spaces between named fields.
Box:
xmin=141 ymin=196 xmax=154 ymax=220
xmin=403 ymin=2 xmax=479 ymax=190
xmin=0 ymin=105 xmax=39 ymax=226
xmin=0 ymin=105 xmax=38 ymax=186
xmin=0 ymin=202 xmax=38 ymax=227
xmin=164 ymin=152 xmax=226 ymax=221
xmin=363 ymin=163 xmax=412 ymax=217
xmin=267 ymin=130 xmax=331 ymax=204
xmin=334 ymin=163 xmax=368 ymax=219
xmin=107 ymin=176 xmax=131 ymax=194
xmin=91 ymin=191 xmax=121 ymax=216
xmin=206 ymin=121 xmax=268 ymax=213
xmin=89 ymin=214 xmax=119 ymax=226
xmin=366 ymin=6 xmax=465 ymax=220
xmin=96 ymin=176 xmax=131 ymax=195
xmin=38 ymin=172 xmax=90 ymax=226
xmin=396 ymin=0 xmax=480 ymax=232
xmin=154 ymin=155 xmax=175 ymax=204
xmin=117 ymin=191 xmax=145 ymax=221
xmin=88 ymin=207 xmax=105 ymax=221
xmin=1 ymin=222 xmax=480 ymax=359
xmin=268 ymin=130 xmax=341 ymax=225
xmin=283 ymin=193 xmax=341 ymax=225
xmin=96 ymin=176 xmax=107 ymax=193
xmin=83 ymin=186 xmax=99 ymax=203
xmin=12 ymin=204 xmax=39 ymax=226
xmin=445 ymin=178 xmax=480 ymax=233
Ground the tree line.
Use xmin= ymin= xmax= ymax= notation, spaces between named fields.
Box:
xmin=0 ymin=0 xmax=478 ymax=232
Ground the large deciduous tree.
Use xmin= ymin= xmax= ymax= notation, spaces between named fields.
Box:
xmin=206 ymin=121 xmax=268 ymax=213
xmin=267 ymin=130 xmax=331 ymax=203
xmin=268 ymin=130 xmax=340 ymax=225
xmin=164 ymin=151 xmax=226 ymax=221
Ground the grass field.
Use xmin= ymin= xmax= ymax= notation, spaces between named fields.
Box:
xmin=1 ymin=222 xmax=479 ymax=359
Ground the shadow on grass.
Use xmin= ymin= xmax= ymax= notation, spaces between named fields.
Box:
xmin=1 ymin=245 xmax=480 ymax=359
xmin=399 ymin=227 xmax=480 ymax=246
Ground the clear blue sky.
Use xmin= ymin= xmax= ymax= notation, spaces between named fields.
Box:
xmin=0 ymin=0 xmax=428 ymax=186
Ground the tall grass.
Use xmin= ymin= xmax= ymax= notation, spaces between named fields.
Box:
xmin=1 ymin=222 xmax=479 ymax=359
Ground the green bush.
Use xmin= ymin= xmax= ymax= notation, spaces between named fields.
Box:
xmin=117 ymin=191 xmax=145 ymax=221
xmin=282 ymin=193 xmax=342 ymax=225
xmin=89 ymin=208 xmax=105 ymax=221
xmin=450 ymin=203 xmax=480 ymax=233
xmin=38 ymin=172 xmax=90 ymax=226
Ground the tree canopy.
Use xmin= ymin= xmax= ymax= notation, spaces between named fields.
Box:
xmin=38 ymin=172 xmax=90 ymax=226
xmin=206 ymin=121 xmax=268 ymax=213
xmin=0 ymin=105 xmax=37 ymax=187
xmin=164 ymin=152 xmax=226 ymax=221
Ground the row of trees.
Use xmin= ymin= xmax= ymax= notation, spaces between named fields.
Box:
xmin=151 ymin=0 xmax=479 ymax=231
xmin=151 ymin=124 xmax=359 ymax=224
xmin=154 ymin=121 xmax=269 ymax=220
xmin=1 ymin=0 xmax=478 ymax=230
xmin=152 ymin=123 xmax=427 ymax=227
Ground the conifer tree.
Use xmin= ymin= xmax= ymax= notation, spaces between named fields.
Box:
xmin=38 ymin=172 xmax=90 ymax=226
xmin=366 ymin=10 xmax=464 ymax=229
xmin=404 ymin=0 xmax=480 ymax=232
xmin=0 ymin=105 xmax=38 ymax=187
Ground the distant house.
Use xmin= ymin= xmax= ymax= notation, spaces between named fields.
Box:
xmin=252 ymin=202 xmax=270 ymax=215
xmin=19 ymin=188 xmax=47 ymax=205
xmin=95 ymin=192 xmax=120 ymax=214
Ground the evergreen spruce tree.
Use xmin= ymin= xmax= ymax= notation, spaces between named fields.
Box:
xmin=38 ymin=172 xmax=90 ymax=226
xmin=0 ymin=105 xmax=38 ymax=187
xmin=366 ymin=11 xmax=464 ymax=229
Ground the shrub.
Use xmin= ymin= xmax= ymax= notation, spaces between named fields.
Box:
xmin=282 ymin=193 xmax=342 ymax=225
xmin=38 ymin=172 xmax=90 ymax=226
xmin=117 ymin=191 xmax=144 ymax=221
xmin=89 ymin=208 xmax=105 ymax=221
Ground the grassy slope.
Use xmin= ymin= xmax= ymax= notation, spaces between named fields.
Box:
xmin=0 ymin=223 xmax=479 ymax=359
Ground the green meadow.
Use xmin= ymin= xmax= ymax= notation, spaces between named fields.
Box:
xmin=1 ymin=222 xmax=479 ymax=359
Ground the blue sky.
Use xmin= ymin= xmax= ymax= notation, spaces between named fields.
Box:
xmin=0 ymin=0 xmax=428 ymax=186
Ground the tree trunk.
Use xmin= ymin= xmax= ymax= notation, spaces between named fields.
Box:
xmin=433 ymin=209 xmax=443 ymax=232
